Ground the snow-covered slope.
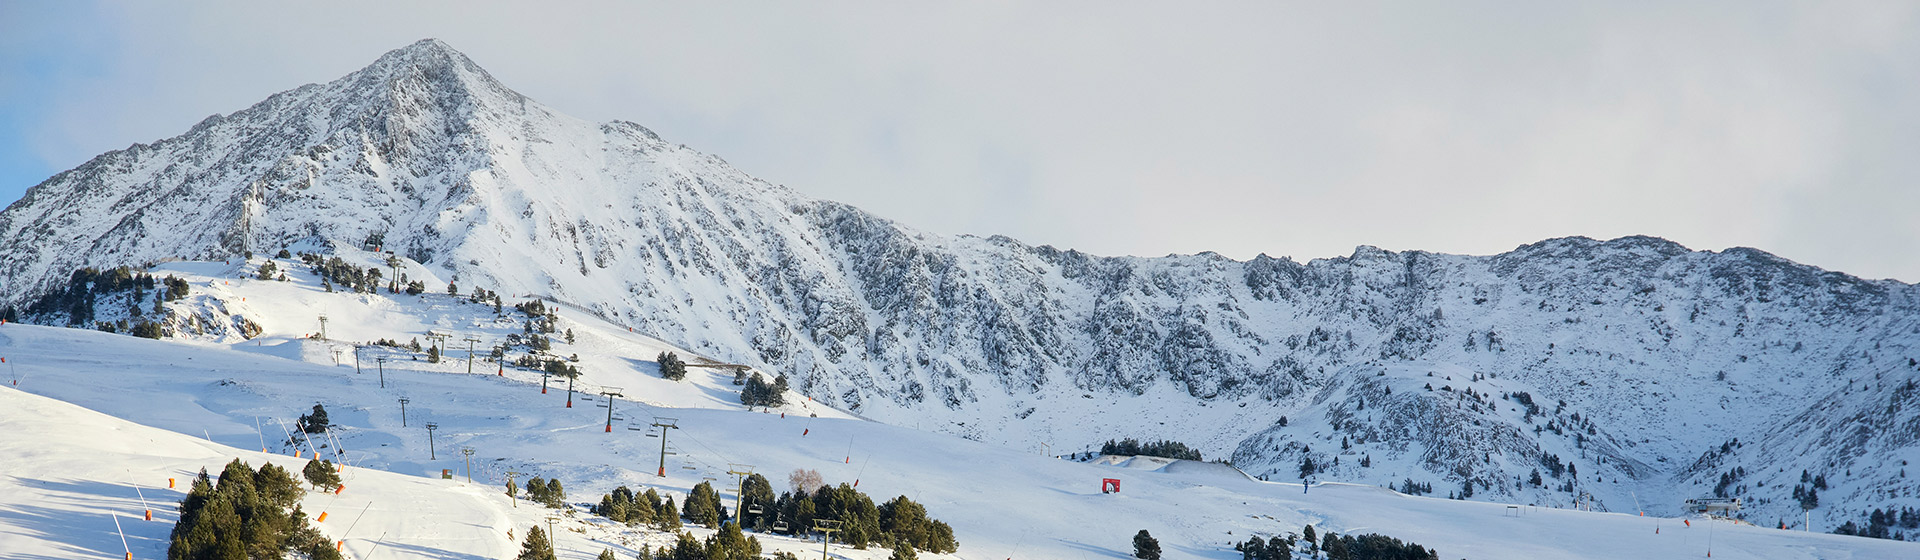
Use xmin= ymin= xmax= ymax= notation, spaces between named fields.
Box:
xmin=3 ymin=39 xmax=1918 ymax=532
xmin=6 ymin=323 xmax=1920 ymax=559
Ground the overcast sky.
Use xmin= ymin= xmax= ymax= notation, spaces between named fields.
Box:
xmin=3 ymin=1 xmax=1916 ymax=281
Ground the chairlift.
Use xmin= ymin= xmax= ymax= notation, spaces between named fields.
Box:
xmin=772 ymin=518 xmax=790 ymax=532
xmin=748 ymin=504 xmax=764 ymax=515
xmin=627 ymin=426 xmax=644 ymax=431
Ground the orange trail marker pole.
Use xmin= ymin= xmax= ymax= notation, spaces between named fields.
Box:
xmin=126 ymin=470 xmax=154 ymax=521
xmin=111 ymin=511 xmax=132 ymax=559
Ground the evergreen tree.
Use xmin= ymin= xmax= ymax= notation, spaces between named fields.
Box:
xmin=928 ymin=521 xmax=958 ymax=554
xmin=655 ymin=500 xmax=682 ymax=531
xmin=1239 ymin=536 xmax=1265 ymax=560
xmin=298 ymin=404 xmax=330 ymax=434
xmin=526 ymin=477 xmax=548 ymax=504
xmin=132 ymin=321 xmax=164 ymax=339
xmin=1133 ymin=530 xmax=1162 ymax=560
xmin=516 ymin=525 xmax=557 ymax=560
xmin=253 ymin=463 xmax=304 ymax=510
xmin=889 ymin=536 xmax=920 ymax=560
xmin=684 ymin=481 xmax=724 ymax=528
xmin=597 ymin=548 xmax=617 ymax=560
xmin=166 ymin=459 xmax=328 ymax=560
xmin=709 ymin=520 xmax=759 ymax=560
xmin=741 ymin=473 xmax=776 ymax=531
xmin=669 ymin=531 xmax=703 ymax=560
xmin=302 ymin=459 xmax=341 ymax=492
xmin=544 ymin=479 xmax=566 ymax=508
xmin=1323 ymin=532 xmax=1347 ymax=560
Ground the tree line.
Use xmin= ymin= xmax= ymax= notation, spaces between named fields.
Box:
xmin=587 ymin=471 xmax=957 ymax=554
xmin=1099 ymin=438 xmax=1203 ymax=461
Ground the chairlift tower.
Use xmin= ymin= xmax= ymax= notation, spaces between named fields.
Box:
xmin=425 ymin=331 xmax=450 ymax=359
xmin=318 ymin=314 xmax=328 ymax=341
xmin=461 ymin=447 xmax=476 ymax=483
xmin=375 ymin=356 xmax=388 ymax=388
xmin=727 ymin=464 xmax=755 ymax=526
xmin=506 ymin=470 xmax=526 ymax=508
xmin=463 ymin=336 xmax=482 ymax=374
xmin=425 ymin=422 xmax=439 ymax=460
xmin=651 ymin=418 xmax=679 ymax=477
xmin=599 ymin=387 xmax=623 ymax=433
xmin=565 ymin=370 xmax=577 ymax=408
xmin=397 ymin=397 xmax=410 ymax=427
xmin=814 ymin=518 xmax=842 ymax=560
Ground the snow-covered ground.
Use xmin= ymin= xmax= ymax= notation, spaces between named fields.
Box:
xmin=3 ymin=259 xmax=1916 ymax=559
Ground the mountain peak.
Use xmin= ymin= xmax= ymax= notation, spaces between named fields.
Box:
xmin=337 ymin=37 xmax=521 ymax=107
xmin=369 ymin=38 xmax=478 ymax=75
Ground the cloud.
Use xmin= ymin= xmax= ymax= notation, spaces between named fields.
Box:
xmin=2 ymin=1 xmax=1916 ymax=281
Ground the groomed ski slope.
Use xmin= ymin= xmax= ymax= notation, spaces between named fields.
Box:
xmin=6 ymin=321 xmax=1918 ymax=559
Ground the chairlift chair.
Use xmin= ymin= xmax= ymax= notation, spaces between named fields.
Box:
xmin=772 ymin=516 xmax=790 ymax=532
xmin=748 ymin=504 xmax=764 ymax=515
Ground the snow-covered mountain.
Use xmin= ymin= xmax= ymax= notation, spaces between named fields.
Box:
xmin=4 ymin=38 xmax=1918 ymax=533
xmin=11 ymin=319 xmax=1918 ymax=560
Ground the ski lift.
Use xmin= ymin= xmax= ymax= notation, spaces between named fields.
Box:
xmin=772 ymin=516 xmax=789 ymax=532
xmin=627 ymin=426 xmax=644 ymax=431
xmin=748 ymin=504 xmax=764 ymax=515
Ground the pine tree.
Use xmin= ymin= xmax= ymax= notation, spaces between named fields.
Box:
xmin=889 ymin=536 xmax=920 ymax=560
xmin=1133 ymin=530 xmax=1162 ymax=560
xmin=711 ymin=520 xmax=758 ymax=559
xmin=302 ymin=459 xmax=341 ymax=492
xmin=545 ymin=479 xmax=567 ymax=508
xmin=298 ymin=404 xmax=330 ymax=434
xmin=597 ymin=548 xmax=617 ymax=560
xmin=516 ymin=526 xmax=557 ymax=560
xmin=655 ymin=500 xmax=682 ymax=531
xmin=526 ymin=477 xmax=548 ymax=504
xmin=684 ymin=481 xmax=723 ymax=528
xmin=668 ymin=531 xmax=702 ymax=560
xmin=657 ymin=352 xmax=688 ymax=380
xmin=167 ymin=460 xmax=331 ymax=560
